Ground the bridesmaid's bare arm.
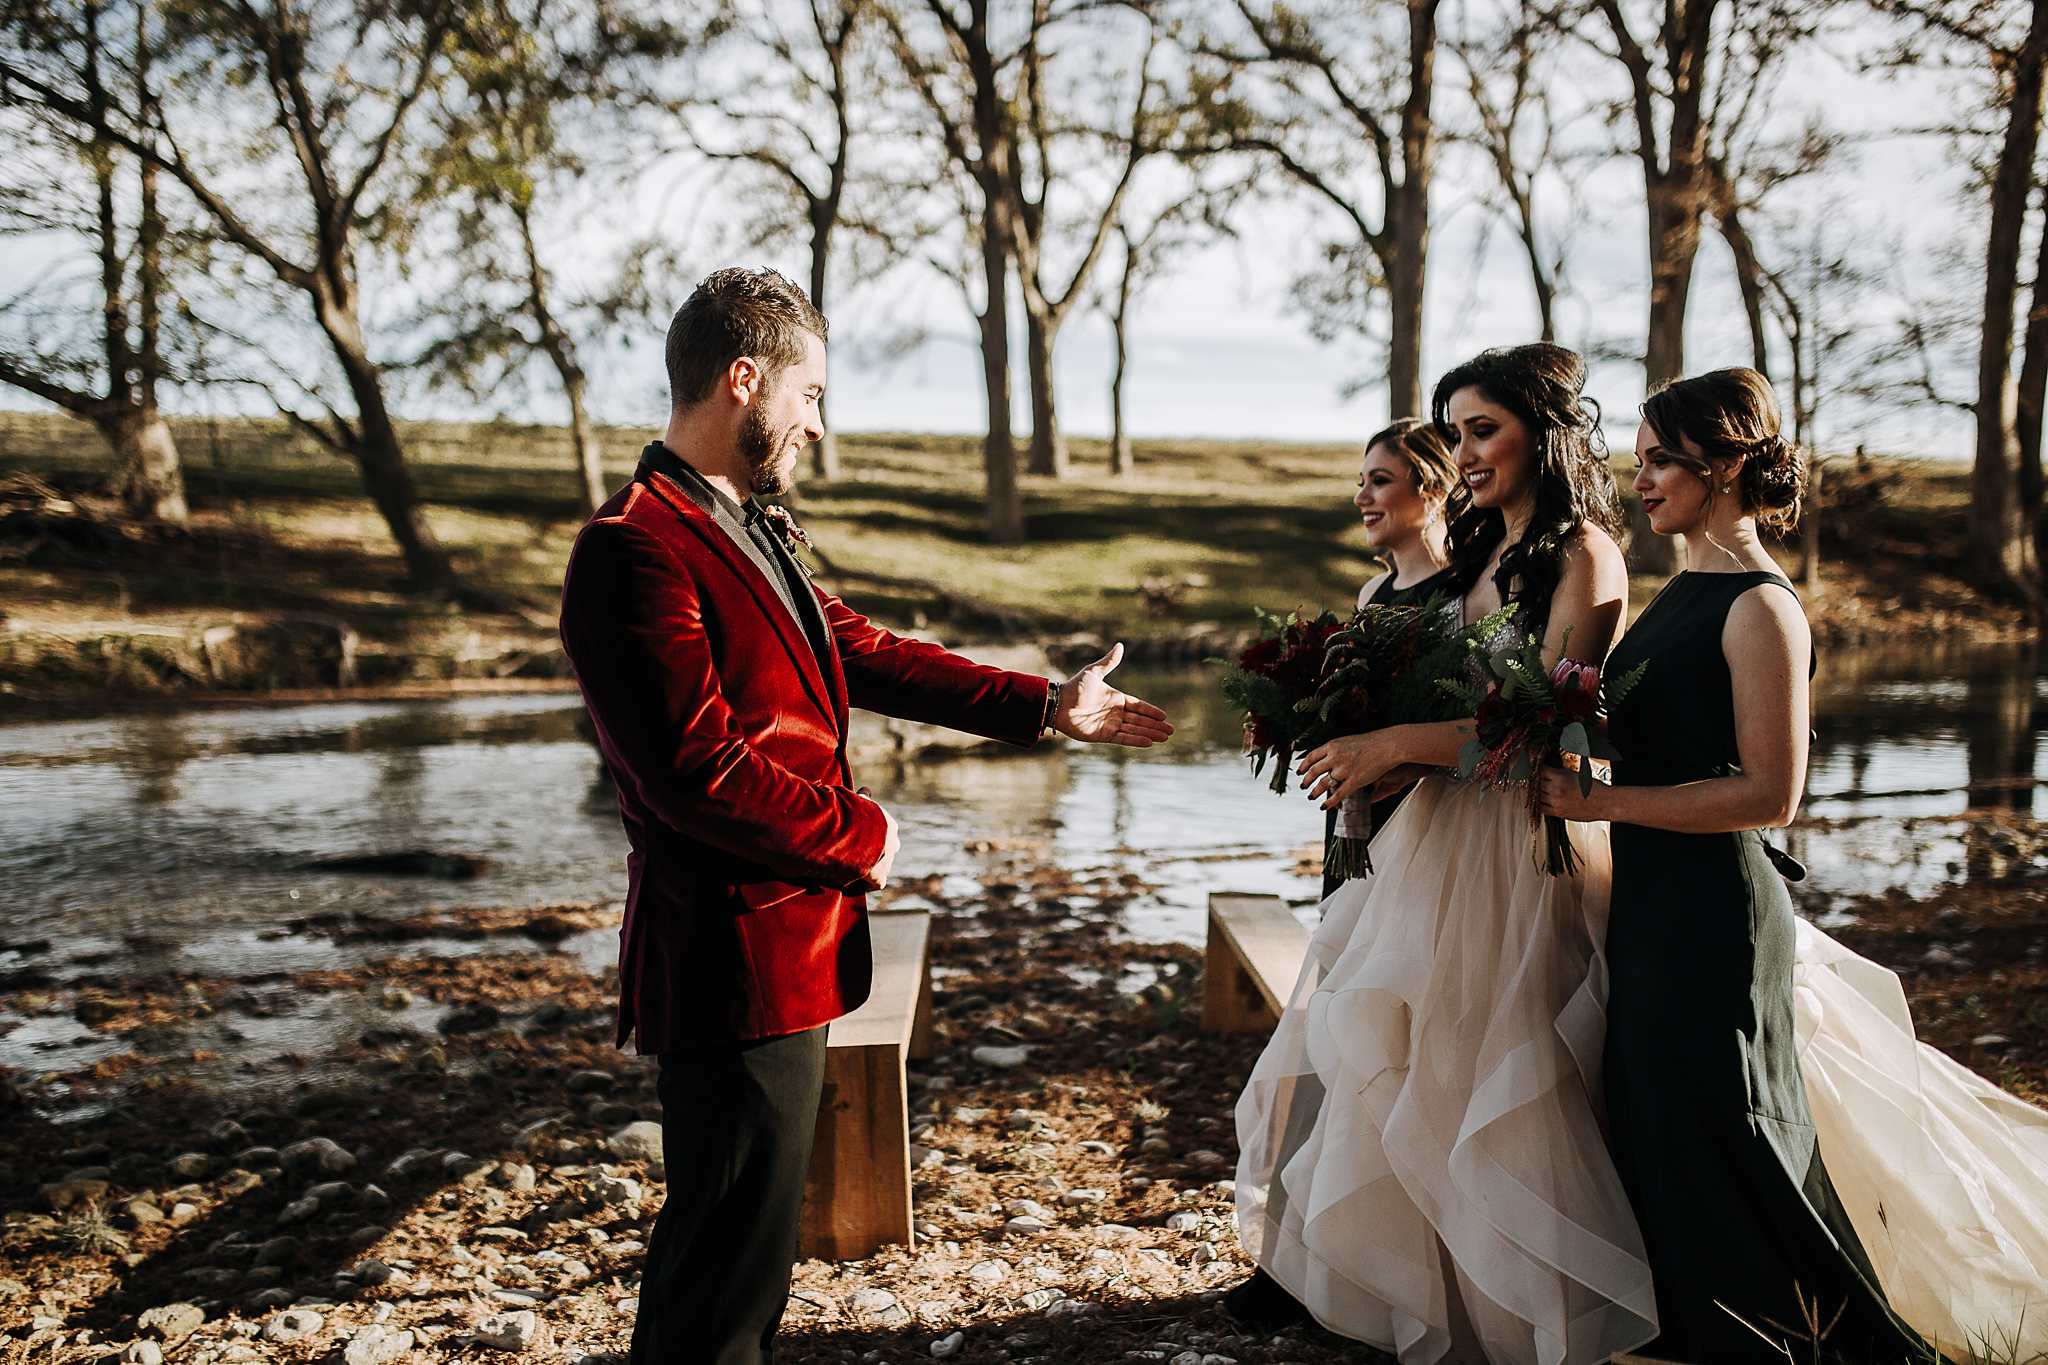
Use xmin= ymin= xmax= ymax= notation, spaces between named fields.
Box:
xmin=1538 ymin=583 xmax=1810 ymax=831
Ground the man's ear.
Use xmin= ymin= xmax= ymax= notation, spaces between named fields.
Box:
xmin=728 ymin=356 xmax=763 ymax=406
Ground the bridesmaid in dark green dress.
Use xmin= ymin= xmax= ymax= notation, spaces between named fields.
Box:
xmin=1538 ymin=370 xmax=1930 ymax=1363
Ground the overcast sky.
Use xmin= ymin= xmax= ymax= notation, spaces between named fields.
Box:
xmin=0 ymin=6 xmax=1992 ymax=460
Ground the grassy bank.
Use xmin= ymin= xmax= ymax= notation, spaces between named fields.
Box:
xmin=0 ymin=410 xmax=2025 ymax=699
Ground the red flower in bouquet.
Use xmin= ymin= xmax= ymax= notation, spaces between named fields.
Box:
xmin=1217 ymin=600 xmax=1517 ymax=877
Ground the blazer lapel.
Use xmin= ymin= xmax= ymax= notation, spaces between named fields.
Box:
xmin=641 ymin=472 xmax=837 ymax=728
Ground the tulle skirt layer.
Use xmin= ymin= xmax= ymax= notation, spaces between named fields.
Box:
xmin=1233 ymin=776 xmax=1657 ymax=1365
xmin=1794 ymin=920 xmax=2048 ymax=1358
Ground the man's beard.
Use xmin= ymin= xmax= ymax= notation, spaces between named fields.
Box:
xmin=739 ymin=400 xmax=796 ymax=497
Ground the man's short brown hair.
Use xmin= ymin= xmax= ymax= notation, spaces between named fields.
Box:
xmin=665 ymin=267 xmax=828 ymax=410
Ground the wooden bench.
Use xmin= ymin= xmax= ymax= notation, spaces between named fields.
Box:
xmin=798 ymin=909 xmax=935 ymax=1261
xmin=1202 ymin=893 xmax=1312 ymax=1034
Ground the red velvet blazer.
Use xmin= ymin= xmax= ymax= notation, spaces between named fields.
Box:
xmin=559 ymin=468 xmax=1050 ymax=1052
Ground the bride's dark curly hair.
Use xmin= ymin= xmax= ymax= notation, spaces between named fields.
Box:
xmin=1430 ymin=343 xmax=1623 ymax=636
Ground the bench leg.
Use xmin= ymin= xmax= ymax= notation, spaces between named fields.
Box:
xmin=1202 ymin=915 xmax=1282 ymax=1034
xmin=798 ymin=1042 xmax=911 ymax=1262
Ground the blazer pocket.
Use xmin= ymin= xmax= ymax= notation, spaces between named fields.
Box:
xmin=733 ymin=881 xmax=806 ymax=913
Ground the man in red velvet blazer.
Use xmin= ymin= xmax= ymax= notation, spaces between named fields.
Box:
xmin=559 ymin=268 xmax=1172 ymax=1365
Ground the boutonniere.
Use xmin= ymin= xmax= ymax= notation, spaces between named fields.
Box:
xmin=761 ymin=503 xmax=817 ymax=576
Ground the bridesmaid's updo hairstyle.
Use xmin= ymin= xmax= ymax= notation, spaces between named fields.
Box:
xmin=1431 ymin=343 xmax=1622 ymax=634
xmin=1365 ymin=417 xmax=1467 ymax=520
xmin=1641 ymin=367 xmax=1806 ymax=532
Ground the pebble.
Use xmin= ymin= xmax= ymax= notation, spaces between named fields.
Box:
xmin=845 ymin=1288 xmax=897 ymax=1312
xmin=306 ymin=1181 xmax=356 ymax=1208
xmin=1060 ymin=1189 xmax=1106 ymax=1206
xmin=1974 ymin=1033 xmax=2011 ymax=1048
xmin=1003 ymin=1199 xmax=1050 ymax=1219
xmin=1003 ymin=1216 xmax=1047 ymax=1236
xmin=1170 ymin=1354 xmax=1203 ymax=1365
xmin=243 ymin=1289 xmax=295 ymax=1312
xmin=120 ymin=1342 xmax=163 ymax=1365
xmin=474 ymin=1310 xmax=538 ymax=1351
xmin=1164 ymin=1212 xmax=1202 ymax=1232
xmin=255 ymin=1236 xmax=301 ymax=1266
xmin=1185 ymin=1149 xmax=1225 ymax=1165
xmin=929 ymin=1330 xmax=966 ymax=1358
xmin=513 ymin=1118 xmax=562 ymax=1152
xmin=1079 ymin=1140 xmax=1117 ymax=1156
xmin=276 ymin=1196 xmax=320 ymax=1225
xmin=261 ymin=1309 xmax=324 ymax=1343
xmin=122 ymin=1198 xmax=166 ymax=1225
xmin=342 ymin=1324 xmax=415 ymax=1365
xmin=279 ymin=1137 xmax=355 ymax=1175
xmin=236 ymin=1147 xmax=282 ymax=1168
xmin=914 ymin=1221 xmax=942 ymax=1238
xmin=1018 ymin=1288 xmax=1063 ymax=1310
xmin=353 ymin=1260 xmax=395 ymax=1287
xmin=1046 ymin=1299 xmax=1104 ymax=1319
xmin=218 ymin=1171 xmax=262 ymax=1195
xmin=136 ymin=1305 xmax=205 ymax=1344
xmin=1192 ymin=1242 xmax=1219 ymax=1264
xmin=566 ymin=1069 xmax=615 ymax=1094
xmin=382 ymin=1149 xmax=439 ymax=1179
xmin=1005 ymin=1110 xmax=1050 ymax=1130
xmin=42 ymin=1179 xmax=110 ymax=1210
xmin=1210 ymin=1180 xmax=1237 ymax=1195
xmin=169 ymin=1202 xmax=198 ymax=1222
xmin=166 ymin=1153 xmax=214 ymax=1180
xmin=967 ymin=1260 xmax=1008 ymax=1283
xmin=607 ymin=1121 xmax=664 ymax=1163
xmin=972 ymin=1045 xmax=1031 ymax=1068
xmin=591 ymin=1175 xmax=642 ymax=1208
xmin=1140 ymin=1137 xmax=1172 ymax=1154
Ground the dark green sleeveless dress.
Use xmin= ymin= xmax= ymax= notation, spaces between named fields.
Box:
xmin=1603 ymin=571 xmax=1927 ymax=1364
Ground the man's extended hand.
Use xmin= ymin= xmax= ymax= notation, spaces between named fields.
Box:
xmin=1052 ymin=643 xmax=1175 ymax=748
xmin=858 ymin=787 xmax=901 ymax=890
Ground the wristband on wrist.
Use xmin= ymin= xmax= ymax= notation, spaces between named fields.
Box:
xmin=1041 ymin=680 xmax=1061 ymax=736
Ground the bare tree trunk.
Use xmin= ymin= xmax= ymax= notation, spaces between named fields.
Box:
xmin=1109 ymin=262 xmax=1133 ymax=476
xmin=512 ymin=206 xmax=605 ymax=516
xmin=2016 ymin=185 xmax=2048 ymax=530
xmin=1710 ymin=162 xmax=1772 ymax=378
xmin=979 ymin=203 xmax=1024 ymax=542
xmin=315 ymin=287 xmax=457 ymax=594
xmin=807 ymin=216 xmax=842 ymax=481
xmin=1385 ymin=0 xmax=1437 ymax=418
xmin=1023 ymin=310 xmax=1067 ymax=477
xmin=1801 ymin=460 xmax=1822 ymax=595
xmin=1643 ymin=182 xmax=1701 ymax=386
xmin=125 ymin=0 xmax=184 ymax=522
xmin=1970 ymin=0 xmax=2048 ymax=597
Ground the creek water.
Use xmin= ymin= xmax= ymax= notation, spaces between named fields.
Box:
xmin=1 ymin=645 xmax=2042 ymax=1080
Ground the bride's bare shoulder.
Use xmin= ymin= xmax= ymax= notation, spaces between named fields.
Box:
xmin=1560 ymin=523 xmax=1626 ymax=586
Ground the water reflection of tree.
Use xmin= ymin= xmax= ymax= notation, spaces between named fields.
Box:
xmin=1963 ymin=653 xmax=2040 ymax=878
xmin=124 ymin=713 xmax=193 ymax=807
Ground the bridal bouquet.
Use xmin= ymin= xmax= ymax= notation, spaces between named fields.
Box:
xmin=1219 ymin=599 xmax=1510 ymax=878
xmin=1438 ymin=624 xmax=1646 ymax=876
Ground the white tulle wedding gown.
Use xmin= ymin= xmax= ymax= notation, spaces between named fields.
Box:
xmin=1234 ymin=775 xmax=2048 ymax=1365
xmin=1234 ymin=774 xmax=1657 ymax=1365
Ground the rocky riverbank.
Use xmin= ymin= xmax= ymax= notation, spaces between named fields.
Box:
xmin=3 ymin=833 xmax=2043 ymax=1365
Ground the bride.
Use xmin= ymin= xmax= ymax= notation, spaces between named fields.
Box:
xmin=1230 ymin=344 xmax=1653 ymax=1365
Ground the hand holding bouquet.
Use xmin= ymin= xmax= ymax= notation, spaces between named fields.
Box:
xmin=1438 ymin=622 xmax=1645 ymax=876
xmin=1218 ymin=598 xmax=1511 ymax=877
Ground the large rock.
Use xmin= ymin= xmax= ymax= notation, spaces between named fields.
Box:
xmin=136 ymin=1304 xmax=204 ymax=1344
xmin=254 ymin=1236 xmax=301 ymax=1267
xmin=261 ymin=1309 xmax=324 ymax=1343
xmin=606 ymin=1121 xmax=662 ymax=1164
